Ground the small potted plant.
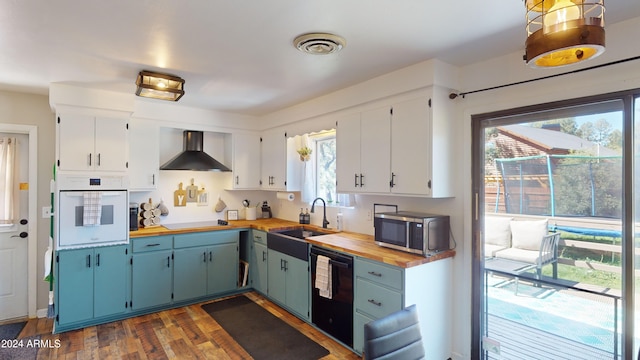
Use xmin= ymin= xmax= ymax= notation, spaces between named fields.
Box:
xmin=297 ymin=146 xmax=312 ymax=162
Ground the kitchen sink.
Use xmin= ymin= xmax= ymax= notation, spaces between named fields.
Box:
xmin=267 ymin=228 xmax=331 ymax=261
xmin=271 ymin=228 xmax=332 ymax=240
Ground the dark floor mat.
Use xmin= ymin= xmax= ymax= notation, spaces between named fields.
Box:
xmin=201 ymin=296 xmax=329 ymax=360
xmin=0 ymin=321 xmax=40 ymax=360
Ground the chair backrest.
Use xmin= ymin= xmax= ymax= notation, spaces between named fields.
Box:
xmin=538 ymin=232 xmax=560 ymax=266
xmin=363 ymin=304 xmax=425 ymax=360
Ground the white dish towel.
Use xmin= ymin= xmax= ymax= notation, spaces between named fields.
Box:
xmin=83 ymin=191 xmax=102 ymax=226
xmin=315 ymin=255 xmax=332 ymax=299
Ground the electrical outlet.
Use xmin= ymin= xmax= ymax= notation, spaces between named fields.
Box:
xmin=366 ymin=210 xmax=372 ymax=221
xmin=42 ymin=206 xmax=51 ymax=218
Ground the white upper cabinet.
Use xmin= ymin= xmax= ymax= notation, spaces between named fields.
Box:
xmin=57 ymin=113 xmax=129 ymax=172
xmin=390 ymin=88 xmax=454 ymax=197
xmin=261 ymin=129 xmax=287 ymax=190
xmin=390 ymin=97 xmax=431 ymax=195
xmin=128 ymin=118 xmax=159 ymax=191
xmin=231 ymin=132 xmax=261 ymax=190
xmin=336 ymin=109 xmax=390 ymax=193
xmin=336 ymin=86 xmax=454 ymax=198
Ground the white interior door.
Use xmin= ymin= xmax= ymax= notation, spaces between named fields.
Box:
xmin=0 ymin=133 xmax=29 ymax=321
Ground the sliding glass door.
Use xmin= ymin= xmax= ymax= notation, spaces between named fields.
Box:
xmin=473 ymin=92 xmax=638 ymax=359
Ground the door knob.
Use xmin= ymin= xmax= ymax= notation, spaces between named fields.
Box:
xmin=11 ymin=232 xmax=28 ymax=238
xmin=19 ymin=219 xmax=28 ymax=225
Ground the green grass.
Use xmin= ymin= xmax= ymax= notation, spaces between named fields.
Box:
xmin=540 ymin=263 xmax=622 ymax=290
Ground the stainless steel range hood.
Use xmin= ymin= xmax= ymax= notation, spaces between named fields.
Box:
xmin=160 ymin=130 xmax=231 ymax=171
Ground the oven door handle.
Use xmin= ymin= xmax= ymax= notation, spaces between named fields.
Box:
xmin=61 ymin=192 xmax=123 ymax=197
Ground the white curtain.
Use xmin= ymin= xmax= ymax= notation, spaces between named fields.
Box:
xmin=300 ymin=134 xmax=316 ymax=204
xmin=0 ymin=137 xmax=16 ymax=224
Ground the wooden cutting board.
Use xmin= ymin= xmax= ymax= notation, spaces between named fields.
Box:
xmin=174 ymin=182 xmax=187 ymax=207
xmin=186 ymin=178 xmax=198 ymax=203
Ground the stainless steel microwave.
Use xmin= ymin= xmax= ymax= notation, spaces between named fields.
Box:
xmin=374 ymin=211 xmax=449 ymax=256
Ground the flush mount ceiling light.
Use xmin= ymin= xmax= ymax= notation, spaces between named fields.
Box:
xmin=524 ymin=0 xmax=605 ymax=68
xmin=135 ymin=70 xmax=185 ymax=101
xmin=293 ymin=33 xmax=346 ymax=55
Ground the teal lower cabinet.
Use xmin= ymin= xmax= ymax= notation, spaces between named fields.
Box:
xmin=206 ymin=242 xmax=238 ymax=294
xmin=173 ymin=247 xmax=208 ymax=302
xmin=131 ymin=236 xmax=173 ymax=311
xmin=250 ymin=230 xmax=268 ymax=295
xmin=56 ymin=245 xmax=128 ymax=330
xmin=267 ymin=249 xmax=309 ymax=320
xmin=353 ymin=257 xmax=403 ymax=355
xmin=173 ymin=231 xmax=239 ymax=302
xmin=352 ymin=256 xmax=453 ymax=358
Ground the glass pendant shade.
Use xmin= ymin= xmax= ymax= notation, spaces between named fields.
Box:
xmin=524 ymin=0 xmax=605 ymax=68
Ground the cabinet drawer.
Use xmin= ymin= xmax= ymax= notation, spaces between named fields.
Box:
xmin=353 ymin=311 xmax=375 ymax=355
xmin=174 ymin=231 xmax=238 ymax=248
xmin=253 ymin=230 xmax=267 ymax=245
xmin=355 ymin=278 xmax=402 ymax=319
xmin=132 ymin=236 xmax=172 ymax=253
xmin=355 ymin=258 xmax=402 ymax=291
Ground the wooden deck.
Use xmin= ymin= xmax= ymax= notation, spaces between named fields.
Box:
xmin=486 ymin=314 xmax=618 ymax=360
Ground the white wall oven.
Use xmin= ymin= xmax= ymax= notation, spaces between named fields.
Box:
xmin=56 ymin=174 xmax=129 ymax=249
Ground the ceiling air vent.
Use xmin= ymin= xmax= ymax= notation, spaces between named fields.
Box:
xmin=293 ymin=33 xmax=346 ymax=55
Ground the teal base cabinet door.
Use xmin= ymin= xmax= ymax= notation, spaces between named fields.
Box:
xmin=56 ymin=245 xmax=128 ymax=327
xmin=131 ymin=235 xmax=173 ymax=310
xmin=206 ymin=242 xmax=238 ymax=295
xmin=173 ymin=247 xmax=208 ymax=302
xmin=251 ymin=240 xmax=268 ymax=294
xmin=131 ymin=249 xmax=173 ymax=310
xmin=173 ymin=231 xmax=239 ymax=302
xmin=267 ymin=249 xmax=309 ymax=320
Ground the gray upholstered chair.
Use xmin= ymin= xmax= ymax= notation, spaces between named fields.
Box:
xmin=363 ymin=304 xmax=425 ymax=360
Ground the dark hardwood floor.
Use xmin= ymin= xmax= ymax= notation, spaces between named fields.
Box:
xmin=14 ymin=291 xmax=360 ymax=359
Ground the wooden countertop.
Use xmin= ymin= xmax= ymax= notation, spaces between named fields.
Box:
xmin=130 ymin=218 xmax=455 ymax=268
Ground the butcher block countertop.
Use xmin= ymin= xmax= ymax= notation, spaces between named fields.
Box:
xmin=130 ymin=218 xmax=455 ymax=268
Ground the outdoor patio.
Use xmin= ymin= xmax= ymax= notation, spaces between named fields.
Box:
xmin=484 ymin=272 xmax=622 ymax=359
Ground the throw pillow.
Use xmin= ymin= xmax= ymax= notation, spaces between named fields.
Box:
xmin=510 ymin=219 xmax=548 ymax=251
xmin=485 ymin=216 xmax=513 ymax=247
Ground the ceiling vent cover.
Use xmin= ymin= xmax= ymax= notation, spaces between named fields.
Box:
xmin=294 ymin=33 xmax=346 ymax=55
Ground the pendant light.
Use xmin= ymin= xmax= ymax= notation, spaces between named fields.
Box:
xmin=135 ymin=71 xmax=185 ymax=101
xmin=524 ymin=0 xmax=605 ymax=68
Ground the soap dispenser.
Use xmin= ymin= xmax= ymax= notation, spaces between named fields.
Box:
xmin=304 ymin=208 xmax=310 ymax=224
xmin=299 ymin=208 xmax=305 ymax=224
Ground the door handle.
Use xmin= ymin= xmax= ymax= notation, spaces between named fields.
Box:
xmin=209 ymin=251 xmax=212 ymax=262
xmin=11 ymin=232 xmax=28 ymax=238
xmin=360 ymin=174 xmax=364 ymax=187
xmin=203 ymin=251 xmax=207 ymax=262
xmin=19 ymin=219 xmax=27 ymax=225
xmin=96 ymin=253 xmax=100 ymax=267
xmin=262 ymin=251 xmax=266 ymax=262
xmin=97 ymin=153 xmax=101 ymax=166
xmin=167 ymin=256 xmax=170 ymax=268
xmin=87 ymin=255 xmax=91 ymax=268
xmin=390 ymin=172 xmax=396 ymax=188
xmin=88 ymin=153 xmax=92 ymax=166
xmin=354 ymin=173 xmax=359 ymax=187
xmin=368 ymin=299 xmax=382 ymax=307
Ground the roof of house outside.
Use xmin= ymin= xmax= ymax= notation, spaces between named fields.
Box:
xmin=498 ymin=124 xmax=619 ymax=156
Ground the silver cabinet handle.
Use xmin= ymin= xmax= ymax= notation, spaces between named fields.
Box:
xmin=368 ymin=271 xmax=382 ymax=277
xmin=368 ymin=299 xmax=382 ymax=307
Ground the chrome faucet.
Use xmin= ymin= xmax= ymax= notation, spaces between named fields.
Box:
xmin=310 ymin=197 xmax=330 ymax=229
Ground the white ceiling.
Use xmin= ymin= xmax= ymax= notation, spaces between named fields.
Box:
xmin=1 ymin=0 xmax=639 ymax=116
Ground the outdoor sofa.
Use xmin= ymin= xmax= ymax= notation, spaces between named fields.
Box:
xmin=485 ymin=216 xmax=560 ymax=279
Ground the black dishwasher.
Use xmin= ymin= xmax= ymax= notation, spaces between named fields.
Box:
xmin=310 ymin=246 xmax=353 ymax=347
